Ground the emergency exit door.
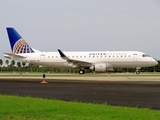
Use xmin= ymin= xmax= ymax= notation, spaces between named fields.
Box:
xmin=133 ymin=54 xmax=138 ymax=61
xmin=40 ymin=54 xmax=45 ymax=62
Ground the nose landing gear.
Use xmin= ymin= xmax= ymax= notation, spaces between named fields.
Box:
xmin=135 ymin=71 xmax=140 ymax=75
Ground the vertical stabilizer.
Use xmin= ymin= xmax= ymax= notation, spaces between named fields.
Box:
xmin=6 ymin=27 xmax=35 ymax=54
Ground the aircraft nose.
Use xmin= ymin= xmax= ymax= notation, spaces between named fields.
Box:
xmin=153 ymin=59 xmax=158 ymax=66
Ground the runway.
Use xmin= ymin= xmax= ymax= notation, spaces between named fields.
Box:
xmin=0 ymin=77 xmax=160 ymax=110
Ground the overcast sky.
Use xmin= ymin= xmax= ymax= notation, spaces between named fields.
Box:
xmin=0 ymin=0 xmax=160 ymax=63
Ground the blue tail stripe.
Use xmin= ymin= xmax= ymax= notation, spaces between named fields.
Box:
xmin=6 ymin=28 xmax=22 ymax=51
xmin=6 ymin=27 xmax=34 ymax=54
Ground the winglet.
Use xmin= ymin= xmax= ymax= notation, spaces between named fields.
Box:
xmin=57 ymin=49 xmax=68 ymax=60
xmin=58 ymin=49 xmax=66 ymax=57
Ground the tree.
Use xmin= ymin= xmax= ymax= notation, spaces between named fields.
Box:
xmin=34 ymin=65 xmax=39 ymax=72
xmin=0 ymin=59 xmax=3 ymax=72
xmin=28 ymin=63 xmax=34 ymax=72
xmin=155 ymin=61 xmax=160 ymax=72
xmin=5 ymin=60 xmax=9 ymax=71
xmin=17 ymin=62 xmax=21 ymax=72
xmin=22 ymin=62 xmax=26 ymax=72
xmin=11 ymin=60 xmax=15 ymax=72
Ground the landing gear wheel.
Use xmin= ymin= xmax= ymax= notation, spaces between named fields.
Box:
xmin=136 ymin=71 xmax=140 ymax=75
xmin=79 ymin=70 xmax=84 ymax=74
xmin=135 ymin=67 xmax=141 ymax=75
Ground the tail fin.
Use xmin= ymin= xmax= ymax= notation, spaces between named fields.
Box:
xmin=6 ymin=27 xmax=35 ymax=54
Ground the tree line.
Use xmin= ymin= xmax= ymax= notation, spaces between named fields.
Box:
xmin=0 ymin=59 xmax=160 ymax=73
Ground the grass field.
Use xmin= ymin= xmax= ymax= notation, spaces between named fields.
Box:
xmin=0 ymin=95 xmax=160 ymax=120
xmin=0 ymin=72 xmax=160 ymax=77
xmin=0 ymin=73 xmax=160 ymax=119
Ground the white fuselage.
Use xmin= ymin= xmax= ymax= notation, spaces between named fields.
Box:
xmin=7 ymin=51 xmax=158 ymax=69
xmin=5 ymin=27 xmax=158 ymax=73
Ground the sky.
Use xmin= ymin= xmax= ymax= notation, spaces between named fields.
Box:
xmin=0 ymin=0 xmax=160 ymax=63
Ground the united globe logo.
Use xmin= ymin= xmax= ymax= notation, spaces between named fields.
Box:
xmin=13 ymin=39 xmax=34 ymax=54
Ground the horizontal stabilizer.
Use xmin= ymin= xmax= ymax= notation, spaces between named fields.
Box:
xmin=4 ymin=53 xmax=26 ymax=59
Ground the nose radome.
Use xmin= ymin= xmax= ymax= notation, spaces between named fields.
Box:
xmin=153 ymin=59 xmax=158 ymax=66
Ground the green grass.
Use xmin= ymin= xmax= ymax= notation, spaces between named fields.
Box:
xmin=0 ymin=95 xmax=160 ymax=120
xmin=1 ymin=72 xmax=160 ymax=77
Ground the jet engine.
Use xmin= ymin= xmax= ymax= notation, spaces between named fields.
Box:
xmin=90 ymin=63 xmax=113 ymax=72
xmin=94 ymin=63 xmax=106 ymax=72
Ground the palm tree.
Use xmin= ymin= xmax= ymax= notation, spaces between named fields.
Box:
xmin=0 ymin=59 xmax=3 ymax=72
xmin=28 ymin=63 xmax=34 ymax=72
xmin=17 ymin=62 xmax=21 ymax=72
xmin=34 ymin=65 xmax=39 ymax=72
xmin=11 ymin=60 xmax=15 ymax=72
xmin=22 ymin=62 xmax=26 ymax=72
xmin=5 ymin=60 xmax=9 ymax=71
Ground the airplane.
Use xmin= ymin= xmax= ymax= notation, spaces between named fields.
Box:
xmin=4 ymin=27 xmax=158 ymax=74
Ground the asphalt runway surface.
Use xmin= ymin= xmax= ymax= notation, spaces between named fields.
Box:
xmin=0 ymin=78 xmax=160 ymax=110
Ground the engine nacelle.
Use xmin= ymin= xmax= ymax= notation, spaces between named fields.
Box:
xmin=90 ymin=63 xmax=106 ymax=72
xmin=90 ymin=63 xmax=113 ymax=72
xmin=95 ymin=64 xmax=106 ymax=72
xmin=65 ymin=63 xmax=77 ymax=68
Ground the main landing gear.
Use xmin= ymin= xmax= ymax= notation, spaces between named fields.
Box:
xmin=135 ymin=67 xmax=141 ymax=75
xmin=79 ymin=69 xmax=85 ymax=74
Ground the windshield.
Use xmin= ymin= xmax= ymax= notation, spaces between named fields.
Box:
xmin=142 ymin=54 xmax=150 ymax=57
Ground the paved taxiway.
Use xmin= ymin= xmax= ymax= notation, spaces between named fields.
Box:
xmin=0 ymin=77 xmax=160 ymax=110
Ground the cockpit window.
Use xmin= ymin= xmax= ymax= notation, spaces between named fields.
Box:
xmin=142 ymin=54 xmax=150 ymax=57
xmin=142 ymin=54 xmax=146 ymax=57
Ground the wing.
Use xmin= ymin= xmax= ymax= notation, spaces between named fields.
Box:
xmin=57 ymin=49 xmax=92 ymax=67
